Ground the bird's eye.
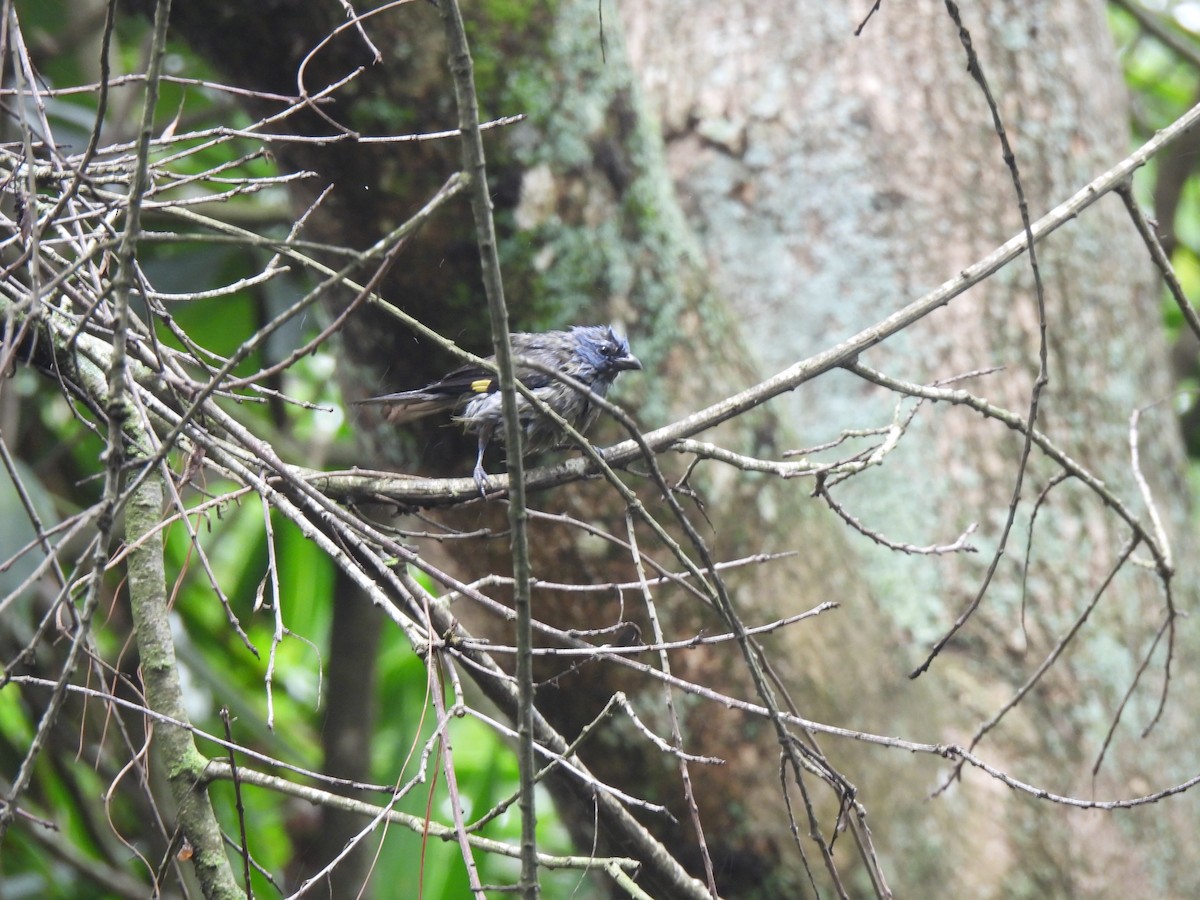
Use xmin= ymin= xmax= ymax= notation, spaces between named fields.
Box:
xmin=600 ymin=342 xmax=618 ymax=357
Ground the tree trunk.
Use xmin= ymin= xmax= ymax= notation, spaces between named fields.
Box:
xmin=622 ymin=1 xmax=1200 ymax=896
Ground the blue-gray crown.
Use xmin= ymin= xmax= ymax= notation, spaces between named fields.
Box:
xmin=571 ymin=326 xmax=642 ymax=379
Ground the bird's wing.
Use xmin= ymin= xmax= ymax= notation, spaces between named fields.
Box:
xmin=355 ymin=334 xmax=563 ymax=424
xmin=353 ymin=362 xmax=494 ymax=424
xmin=424 ymin=352 xmax=559 ymax=397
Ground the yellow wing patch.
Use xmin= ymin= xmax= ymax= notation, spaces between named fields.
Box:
xmin=470 ymin=378 xmax=493 ymax=393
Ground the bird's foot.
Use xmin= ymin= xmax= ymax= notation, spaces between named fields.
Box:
xmin=473 ymin=464 xmax=490 ymax=498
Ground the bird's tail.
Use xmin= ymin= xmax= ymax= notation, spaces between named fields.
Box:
xmin=353 ymin=391 xmax=460 ymax=425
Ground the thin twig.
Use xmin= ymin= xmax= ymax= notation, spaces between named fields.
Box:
xmin=436 ymin=3 xmax=538 ymax=893
xmin=914 ymin=1 xmax=1050 ymax=678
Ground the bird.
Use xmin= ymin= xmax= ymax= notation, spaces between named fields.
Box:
xmin=356 ymin=325 xmax=642 ymax=495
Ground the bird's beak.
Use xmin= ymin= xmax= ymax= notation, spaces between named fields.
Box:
xmin=616 ymin=354 xmax=642 ymax=372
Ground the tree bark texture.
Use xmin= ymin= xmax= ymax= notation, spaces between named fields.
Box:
xmin=623 ymin=1 xmax=1200 ymax=896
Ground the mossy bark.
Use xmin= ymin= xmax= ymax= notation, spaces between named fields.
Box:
xmin=124 ymin=444 xmax=243 ymax=898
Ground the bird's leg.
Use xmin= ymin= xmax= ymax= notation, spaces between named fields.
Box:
xmin=472 ymin=425 xmax=492 ymax=497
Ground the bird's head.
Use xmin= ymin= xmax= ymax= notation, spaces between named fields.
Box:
xmin=571 ymin=325 xmax=642 ymax=382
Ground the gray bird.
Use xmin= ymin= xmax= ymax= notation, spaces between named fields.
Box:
xmin=357 ymin=325 xmax=642 ymax=494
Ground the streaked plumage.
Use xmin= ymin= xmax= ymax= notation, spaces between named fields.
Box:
xmin=357 ymin=325 xmax=641 ymax=494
